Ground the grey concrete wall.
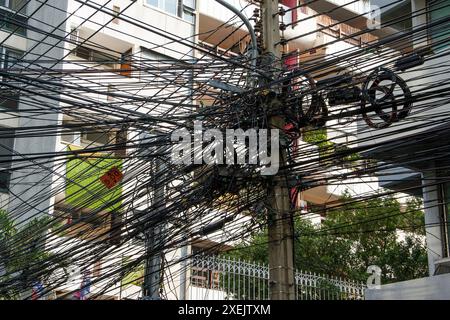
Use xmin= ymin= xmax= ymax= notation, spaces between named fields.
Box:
xmin=366 ymin=273 xmax=450 ymax=300
xmin=8 ymin=0 xmax=68 ymax=224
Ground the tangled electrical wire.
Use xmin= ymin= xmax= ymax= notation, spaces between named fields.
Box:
xmin=0 ymin=0 xmax=449 ymax=300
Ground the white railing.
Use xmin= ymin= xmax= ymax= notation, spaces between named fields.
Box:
xmin=188 ymin=255 xmax=365 ymax=300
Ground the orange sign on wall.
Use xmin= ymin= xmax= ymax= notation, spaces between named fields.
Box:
xmin=100 ymin=167 xmax=123 ymax=189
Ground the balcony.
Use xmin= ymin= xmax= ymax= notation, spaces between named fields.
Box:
xmin=198 ymin=0 xmax=378 ymax=70
xmin=52 ymin=141 xmax=124 ymax=243
xmin=198 ymin=0 xmax=255 ymax=53
xmin=67 ymin=1 xmax=194 ymax=60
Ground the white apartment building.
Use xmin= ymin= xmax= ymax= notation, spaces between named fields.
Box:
xmin=0 ymin=0 xmax=385 ymax=300
xmin=360 ymin=0 xmax=450 ymax=299
xmin=1 ymin=0 xmax=428 ymax=300
xmin=0 ymin=0 xmax=197 ymax=300
xmin=0 ymin=0 xmax=255 ymax=300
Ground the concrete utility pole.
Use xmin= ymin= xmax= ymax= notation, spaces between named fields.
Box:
xmin=142 ymin=158 xmax=165 ymax=299
xmin=261 ymin=0 xmax=296 ymax=300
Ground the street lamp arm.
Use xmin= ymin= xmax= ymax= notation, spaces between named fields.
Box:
xmin=214 ymin=0 xmax=258 ymax=77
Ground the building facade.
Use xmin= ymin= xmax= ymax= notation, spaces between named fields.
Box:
xmin=1 ymin=0 xmax=427 ymax=300
xmin=359 ymin=0 xmax=450 ymax=299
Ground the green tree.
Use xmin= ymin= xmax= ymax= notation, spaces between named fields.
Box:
xmin=227 ymin=193 xmax=428 ymax=285
xmin=0 ymin=210 xmax=64 ymax=299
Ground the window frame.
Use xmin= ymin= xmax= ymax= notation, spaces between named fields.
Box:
xmin=0 ymin=0 xmax=27 ymax=14
xmin=144 ymin=0 xmax=196 ymax=24
xmin=0 ymin=46 xmax=24 ymax=111
xmin=0 ymin=126 xmax=14 ymax=193
xmin=61 ymin=119 xmax=127 ymax=156
xmin=0 ymin=0 xmax=28 ymax=35
xmin=71 ymin=45 xmax=135 ymax=77
xmin=0 ymin=46 xmax=24 ymax=71
xmin=427 ymin=0 xmax=450 ymax=50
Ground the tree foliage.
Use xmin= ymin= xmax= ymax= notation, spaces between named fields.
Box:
xmin=0 ymin=210 xmax=64 ymax=299
xmin=228 ymin=193 xmax=428 ymax=284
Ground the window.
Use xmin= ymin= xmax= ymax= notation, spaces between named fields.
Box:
xmin=179 ymin=0 xmax=195 ymax=24
xmin=146 ymin=0 xmax=196 ymax=23
xmin=182 ymin=7 xmax=195 ymax=24
xmin=2 ymin=46 xmax=22 ymax=69
xmin=372 ymin=0 xmax=412 ymax=32
xmin=428 ymin=0 xmax=450 ymax=50
xmin=0 ymin=0 xmax=27 ymax=14
xmin=61 ymin=119 xmax=127 ymax=156
xmin=0 ymin=46 xmax=23 ymax=110
xmin=140 ymin=47 xmax=173 ymax=78
xmin=147 ymin=0 xmax=176 ymax=15
xmin=0 ymin=0 xmax=27 ymax=35
xmin=61 ymin=119 xmax=113 ymax=146
xmin=183 ymin=0 xmax=195 ymax=9
xmin=82 ymin=131 xmax=112 ymax=146
xmin=73 ymin=46 xmax=90 ymax=60
xmin=73 ymin=46 xmax=118 ymax=69
xmin=0 ymin=91 xmax=19 ymax=110
xmin=165 ymin=0 xmax=177 ymax=15
xmin=0 ymin=45 xmax=24 ymax=78
xmin=0 ymin=128 xmax=14 ymax=192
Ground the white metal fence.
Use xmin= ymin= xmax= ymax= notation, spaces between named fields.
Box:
xmin=188 ymin=255 xmax=365 ymax=300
